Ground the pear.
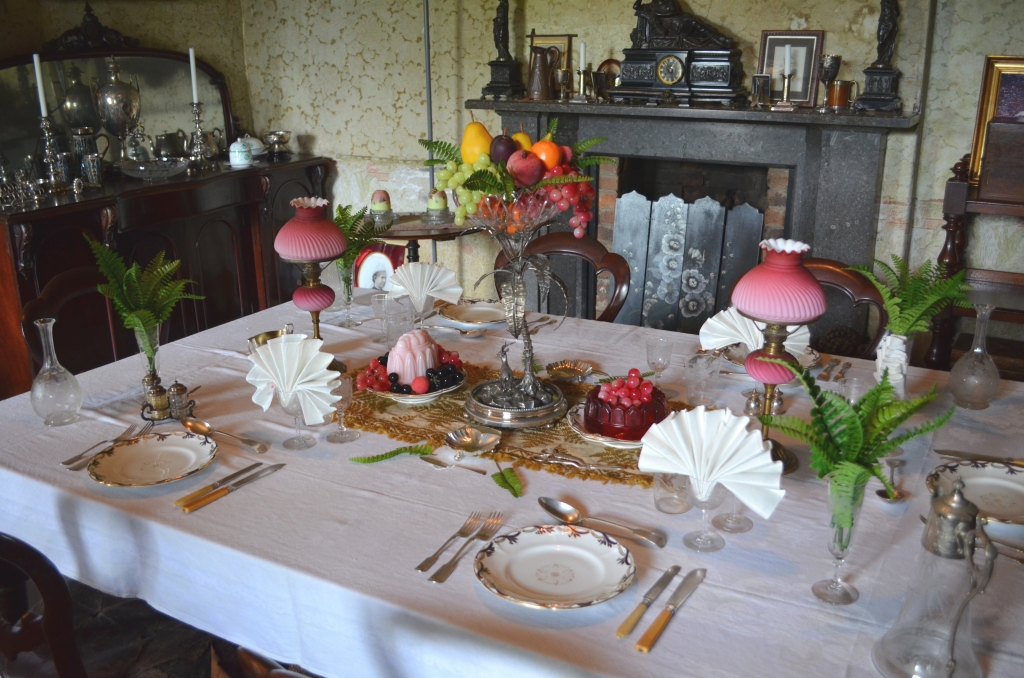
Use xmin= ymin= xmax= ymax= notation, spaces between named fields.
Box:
xmin=460 ymin=122 xmax=492 ymax=166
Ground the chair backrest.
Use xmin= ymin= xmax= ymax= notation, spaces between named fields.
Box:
xmin=493 ymin=233 xmax=630 ymax=322
xmin=803 ymin=257 xmax=888 ymax=358
xmin=20 ymin=266 xmax=117 ymax=368
xmin=0 ymin=533 xmax=87 ymax=678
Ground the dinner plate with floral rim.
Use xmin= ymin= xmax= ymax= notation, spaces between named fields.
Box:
xmin=474 ymin=525 xmax=636 ymax=609
xmin=88 ymin=431 xmax=217 ymax=487
xmin=370 ymin=378 xmax=465 ymax=405
xmin=566 ymin=403 xmax=643 ymax=450
xmin=926 ymin=460 xmax=1024 ymax=549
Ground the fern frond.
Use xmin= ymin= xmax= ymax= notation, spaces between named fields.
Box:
xmin=463 ymin=169 xmax=506 ymax=195
xmin=418 ymin=139 xmax=462 ymax=164
xmin=575 ymin=155 xmax=616 ymax=168
xmin=350 ymin=444 xmax=432 ymax=464
xmin=543 ymin=118 xmax=558 ymax=139
xmin=571 ymin=137 xmax=606 ymax=155
xmin=527 ymin=174 xmax=594 ymax=191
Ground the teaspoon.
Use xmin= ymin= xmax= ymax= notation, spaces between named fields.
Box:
xmin=181 ymin=418 xmax=269 ymax=454
xmin=538 ymin=496 xmax=666 ymax=548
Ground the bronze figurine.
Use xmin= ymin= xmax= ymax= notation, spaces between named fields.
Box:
xmin=493 ymin=0 xmax=512 ymax=62
xmin=873 ymin=0 xmax=900 ymax=68
xmin=629 ymin=0 xmax=732 ymax=51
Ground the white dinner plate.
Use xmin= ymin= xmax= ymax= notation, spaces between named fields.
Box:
xmin=438 ymin=302 xmax=506 ymax=326
xmin=89 ymin=431 xmax=217 ymax=487
xmin=474 ymin=525 xmax=635 ymax=609
xmin=926 ymin=460 xmax=1024 ymax=549
xmin=566 ymin=403 xmax=643 ymax=450
xmin=370 ymin=379 xmax=464 ymax=405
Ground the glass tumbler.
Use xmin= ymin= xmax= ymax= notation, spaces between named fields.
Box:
xmin=685 ymin=353 xmax=721 ymax=407
xmin=385 ymin=302 xmax=415 ymax=349
xmin=654 ymin=473 xmax=691 ymax=514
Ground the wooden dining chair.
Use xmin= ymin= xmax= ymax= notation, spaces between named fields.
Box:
xmin=235 ymin=647 xmax=306 ymax=678
xmin=493 ymin=232 xmax=630 ymax=322
xmin=803 ymin=257 xmax=889 ymax=358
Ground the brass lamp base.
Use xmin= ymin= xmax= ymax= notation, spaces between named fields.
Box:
xmin=768 ymin=438 xmax=799 ymax=475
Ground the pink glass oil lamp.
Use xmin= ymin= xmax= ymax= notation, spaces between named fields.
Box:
xmin=731 ymin=239 xmax=827 ymax=474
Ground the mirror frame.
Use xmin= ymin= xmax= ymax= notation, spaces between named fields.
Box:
xmin=0 ymin=48 xmax=238 ymax=145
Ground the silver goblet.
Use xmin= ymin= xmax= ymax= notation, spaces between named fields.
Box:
xmin=818 ymin=54 xmax=842 ymax=113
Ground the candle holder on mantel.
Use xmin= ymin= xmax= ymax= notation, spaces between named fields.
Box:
xmin=39 ymin=116 xmax=68 ymax=194
xmin=186 ymin=102 xmax=215 ymax=175
xmin=771 ymin=73 xmax=797 ymax=112
xmin=572 ymin=65 xmax=592 ymax=103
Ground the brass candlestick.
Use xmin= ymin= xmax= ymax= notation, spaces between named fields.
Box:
xmin=771 ymin=73 xmax=797 ymax=112
xmin=572 ymin=65 xmax=592 ymax=103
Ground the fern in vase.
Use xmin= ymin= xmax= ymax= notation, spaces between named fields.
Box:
xmin=330 ymin=205 xmax=393 ymax=325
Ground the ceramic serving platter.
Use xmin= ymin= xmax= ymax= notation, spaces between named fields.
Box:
xmin=371 ymin=379 xmax=464 ymax=405
xmin=926 ymin=460 xmax=1024 ymax=549
xmin=566 ymin=403 xmax=643 ymax=450
xmin=438 ymin=302 xmax=506 ymax=326
xmin=474 ymin=525 xmax=635 ymax=609
xmin=88 ymin=431 xmax=217 ymax=487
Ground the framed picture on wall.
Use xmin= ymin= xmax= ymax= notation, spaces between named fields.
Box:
xmin=969 ymin=55 xmax=1024 ymax=184
xmin=354 ymin=243 xmax=405 ymax=292
xmin=757 ymin=30 xmax=824 ymax=108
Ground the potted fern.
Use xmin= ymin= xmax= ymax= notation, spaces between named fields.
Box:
xmin=325 ymin=204 xmax=393 ymax=328
xmin=760 ymin=359 xmax=954 ymax=605
xmin=85 ymin=235 xmax=203 ymax=393
xmin=851 ymin=255 xmax=970 ymax=398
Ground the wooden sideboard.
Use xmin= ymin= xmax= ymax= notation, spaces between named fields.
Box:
xmin=0 ymin=155 xmax=331 ymax=399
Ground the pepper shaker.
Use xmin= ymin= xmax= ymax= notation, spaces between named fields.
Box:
xmin=167 ymin=380 xmax=191 ymax=420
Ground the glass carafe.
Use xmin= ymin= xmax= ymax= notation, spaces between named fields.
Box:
xmin=30 ymin=318 xmax=82 ymax=426
xmin=948 ymin=303 xmax=1000 ymax=409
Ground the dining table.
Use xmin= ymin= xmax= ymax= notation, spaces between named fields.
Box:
xmin=1 ymin=291 xmax=1023 ymax=678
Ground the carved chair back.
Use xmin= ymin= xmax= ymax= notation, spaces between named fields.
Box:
xmin=803 ymin=257 xmax=889 ymax=358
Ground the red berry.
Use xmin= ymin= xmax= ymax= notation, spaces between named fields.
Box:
xmin=573 ymin=227 xmax=585 ymax=238
xmin=567 ymin=194 xmax=580 ymax=205
xmin=561 ymin=183 xmax=577 ymax=199
xmin=612 ymin=378 xmax=624 ymax=389
xmin=627 ymin=368 xmax=641 ymax=379
xmin=448 ymin=351 xmax=459 ymax=361
xmin=374 ymin=381 xmax=389 ymax=392
xmin=606 ymin=395 xmax=618 ymax=405
xmin=550 ymin=165 xmax=564 ymax=177
xmin=626 ymin=375 xmax=640 ymax=389
xmin=640 ymin=393 xmax=652 ymax=404
xmin=440 ymin=353 xmax=450 ymax=364
xmin=453 ymin=359 xmax=464 ymax=370
xmin=557 ymin=199 xmax=570 ymax=211
xmin=369 ymin=358 xmax=380 ymax=369
xmin=630 ymin=388 xmax=641 ymax=399
xmin=640 ymin=381 xmax=654 ymax=394
xmin=549 ymin=189 xmax=562 ymax=202
xmin=620 ymin=397 xmax=633 ymax=408
xmin=411 ymin=376 xmax=430 ymax=394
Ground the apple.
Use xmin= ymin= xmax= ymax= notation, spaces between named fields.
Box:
xmin=506 ymin=150 xmax=546 ymax=187
xmin=490 ymin=134 xmax=518 ymax=165
xmin=560 ymin=146 xmax=574 ymax=164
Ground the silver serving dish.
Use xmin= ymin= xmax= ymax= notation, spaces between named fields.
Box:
xmin=465 ymin=380 xmax=568 ymax=429
xmin=446 ymin=426 xmax=502 ymax=457
xmin=545 ymin=359 xmax=594 ymax=383
xmin=121 ymin=158 xmax=189 ymax=182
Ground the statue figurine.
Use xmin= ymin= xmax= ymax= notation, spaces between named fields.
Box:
xmin=497 ymin=342 xmax=515 ymax=393
xmin=629 ymin=0 xmax=732 ymax=51
xmin=493 ymin=0 xmax=512 ymax=62
xmin=873 ymin=0 xmax=900 ymax=68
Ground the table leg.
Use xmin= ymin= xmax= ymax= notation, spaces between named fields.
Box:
xmin=406 ymin=240 xmax=420 ymax=263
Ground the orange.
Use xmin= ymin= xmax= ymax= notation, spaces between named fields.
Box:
xmin=530 ymin=140 xmax=562 ymax=170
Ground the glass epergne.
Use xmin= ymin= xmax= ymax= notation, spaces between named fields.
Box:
xmin=646 ymin=337 xmax=672 ymax=386
xmin=813 ymin=474 xmax=868 ymax=605
xmin=327 ymin=378 xmax=359 ymax=444
xmin=277 ymin=389 xmax=316 ymax=450
xmin=712 ymin=493 xmax=753 ymax=533
xmin=683 ymin=481 xmax=728 ymax=552
xmin=30 ymin=318 xmax=82 ymax=426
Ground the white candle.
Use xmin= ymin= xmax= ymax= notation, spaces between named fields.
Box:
xmin=784 ymin=44 xmax=792 ymax=76
xmin=580 ymin=41 xmax=586 ymax=70
xmin=32 ymin=54 xmax=47 ymax=117
xmin=189 ymin=47 xmax=199 ymax=104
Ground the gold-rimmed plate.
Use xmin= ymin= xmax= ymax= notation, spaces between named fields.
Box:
xmin=438 ymin=301 xmax=506 ymax=326
xmin=88 ymin=432 xmax=217 ymax=487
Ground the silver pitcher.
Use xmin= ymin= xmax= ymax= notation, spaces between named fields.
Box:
xmin=57 ymin=65 xmax=102 ymax=131
xmin=95 ymin=57 xmax=141 ymax=162
xmin=154 ymin=130 xmax=188 ymax=158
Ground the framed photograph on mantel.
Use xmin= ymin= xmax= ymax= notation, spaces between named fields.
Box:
xmin=969 ymin=55 xmax=1024 ymax=184
xmin=757 ymin=30 xmax=824 ymax=108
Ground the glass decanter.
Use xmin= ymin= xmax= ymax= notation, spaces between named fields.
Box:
xmin=30 ymin=318 xmax=82 ymax=426
xmin=948 ymin=303 xmax=999 ymax=409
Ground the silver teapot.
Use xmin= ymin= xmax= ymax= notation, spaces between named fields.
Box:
xmin=95 ymin=57 xmax=141 ymax=162
xmin=58 ymin=65 xmax=102 ymax=131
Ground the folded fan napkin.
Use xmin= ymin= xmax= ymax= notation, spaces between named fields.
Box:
xmin=638 ymin=407 xmax=785 ymax=519
xmin=246 ymin=334 xmax=340 ymax=425
xmin=699 ymin=306 xmax=810 ymax=357
xmin=388 ymin=262 xmax=463 ymax=312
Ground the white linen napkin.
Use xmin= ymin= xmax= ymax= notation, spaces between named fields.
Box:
xmin=246 ymin=334 xmax=340 ymax=425
xmin=699 ymin=306 xmax=810 ymax=357
xmin=638 ymin=407 xmax=785 ymax=519
xmin=388 ymin=262 xmax=463 ymax=313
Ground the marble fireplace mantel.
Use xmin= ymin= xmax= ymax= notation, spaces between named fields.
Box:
xmin=466 ymin=99 xmax=919 ymax=269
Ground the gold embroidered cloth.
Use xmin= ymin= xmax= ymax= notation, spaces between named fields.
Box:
xmin=345 ymin=364 xmax=692 ymax=488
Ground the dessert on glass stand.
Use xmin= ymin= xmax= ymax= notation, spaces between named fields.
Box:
xmin=419 ymin=117 xmax=609 ymax=428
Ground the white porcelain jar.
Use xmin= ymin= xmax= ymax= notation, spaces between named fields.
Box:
xmin=229 ymin=139 xmax=253 ymax=168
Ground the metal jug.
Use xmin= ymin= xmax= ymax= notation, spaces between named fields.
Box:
xmin=70 ymin=127 xmax=110 ymax=163
xmin=58 ymin=65 xmax=102 ymax=131
xmin=95 ymin=57 xmax=141 ymax=162
xmin=154 ymin=130 xmax=188 ymax=158
xmin=527 ymin=46 xmax=560 ymax=101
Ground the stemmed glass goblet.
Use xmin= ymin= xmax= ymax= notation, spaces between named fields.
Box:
xmin=646 ymin=337 xmax=672 ymax=386
xmin=277 ymin=389 xmax=316 ymax=450
xmin=712 ymin=492 xmax=753 ymax=533
xmin=683 ymin=481 xmax=728 ymax=553
xmin=327 ymin=377 xmax=360 ymax=444
xmin=818 ymin=54 xmax=842 ymax=113
xmin=371 ymin=293 xmax=389 ymax=344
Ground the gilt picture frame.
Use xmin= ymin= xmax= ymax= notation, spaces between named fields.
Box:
xmin=969 ymin=55 xmax=1024 ymax=184
xmin=757 ymin=30 xmax=824 ymax=108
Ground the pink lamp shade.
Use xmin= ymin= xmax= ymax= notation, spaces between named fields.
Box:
xmin=274 ymin=197 xmax=347 ymax=263
xmin=731 ymin=239 xmax=826 ymax=324
xmin=293 ymin=284 xmax=335 ymax=312
xmin=745 ymin=349 xmax=798 ymax=385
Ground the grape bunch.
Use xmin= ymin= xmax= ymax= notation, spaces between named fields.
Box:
xmin=433 ymin=153 xmax=496 ymax=227
xmin=540 ymin=164 xmax=596 ymax=238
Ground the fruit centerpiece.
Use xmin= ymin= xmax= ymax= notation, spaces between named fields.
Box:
xmin=420 ymin=118 xmax=611 ymax=427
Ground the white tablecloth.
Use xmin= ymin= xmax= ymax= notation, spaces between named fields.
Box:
xmin=2 ymin=294 xmax=1023 ymax=678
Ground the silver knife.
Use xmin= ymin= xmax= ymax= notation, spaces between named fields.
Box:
xmin=420 ymin=455 xmax=487 ymax=475
xmin=635 ymin=568 xmax=706 ymax=653
xmin=934 ymin=449 xmax=1024 ymax=467
xmin=182 ymin=463 xmax=285 ymax=513
xmin=173 ymin=462 xmax=264 ymax=507
xmin=616 ymin=565 xmax=680 ymax=638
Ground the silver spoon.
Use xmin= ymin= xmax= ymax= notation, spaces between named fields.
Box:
xmin=876 ymin=458 xmax=906 ymax=502
xmin=538 ymin=497 xmax=666 ymax=548
xmin=458 ymin=328 xmax=486 ymax=337
xmin=181 ymin=418 xmax=269 ymax=454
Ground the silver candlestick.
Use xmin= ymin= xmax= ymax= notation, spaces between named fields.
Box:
xmin=771 ymin=73 xmax=797 ymax=112
xmin=39 ymin=116 xmax=68 ymax=193
xmin=186 ymin=102 xmax=215 ymax=175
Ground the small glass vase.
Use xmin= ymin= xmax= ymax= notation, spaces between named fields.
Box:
xmin=30 ymin=318 xmax=82 ymax=426
xmin=135 ymin=324 xmax=161 ymax=401
xmin=334 ymin=260 xmax=360 ymax=328
xmin=948 ymin=303 xmax=1000 ymax=410
xmin=813 ymin=474 xmax=868 ymax=605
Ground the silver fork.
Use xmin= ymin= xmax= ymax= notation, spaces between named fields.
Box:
xmin=67 ymin=422 xmax=154 ymax=471
xmin=429 ymin=512 xmax=503 ymax=583
xmin=415 ymin=512 xmax=483 ymax=572
xmin=818 ymin=358 xmax=841 ymax=381
xmin=62 ymin=423 xmax=138 ymax=466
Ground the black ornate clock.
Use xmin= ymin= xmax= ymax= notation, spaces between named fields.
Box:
xmin=611 ymin=0 xmax=747 ymax=106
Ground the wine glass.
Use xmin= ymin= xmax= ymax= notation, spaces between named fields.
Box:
xmin=654 ymin=473 xmax=691 ymax=514
xmin=646 ymin=337 xmax=672 ymax=386
xmin=371 ymin=293 xmax=389 ymax=344
xmin=712 ymin=492 xmax=753 ymax=533
xmin=327 ymin=378 xmax=360 ymax=444
xmin=277 ymin=389 xmax=316 ymax=450
xmin=817 ymin=54 xmax=842 ymax=113
xmin=684 ymin=353 xmax=721 ymax=407
xmin=683 ymin=480 xmax=728 ymax=553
